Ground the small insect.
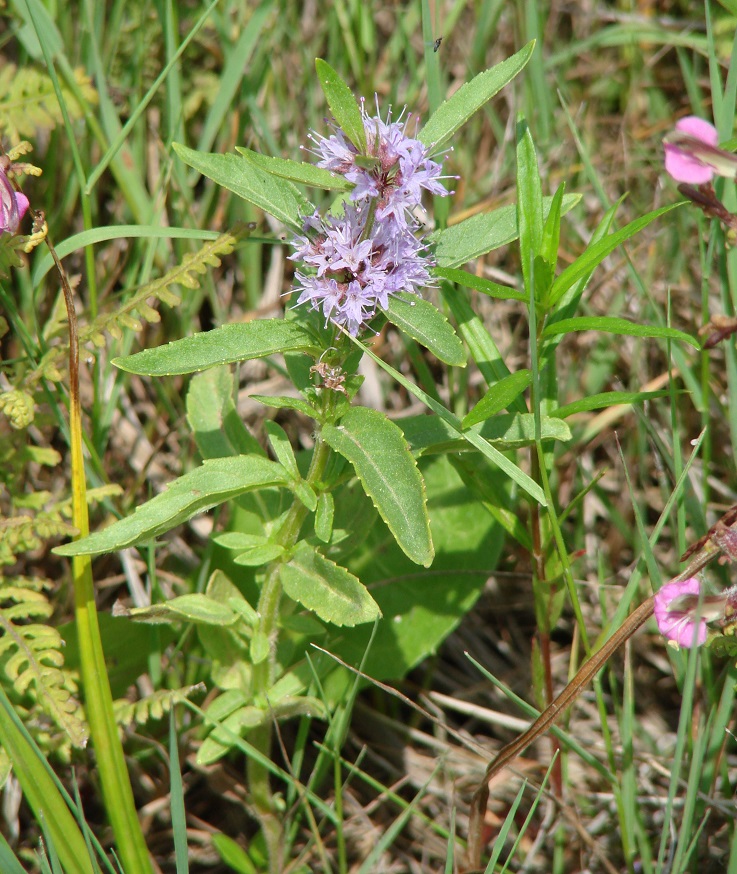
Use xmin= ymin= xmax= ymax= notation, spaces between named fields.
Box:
xmin=433 ymin=36 xmax=443 ymax=52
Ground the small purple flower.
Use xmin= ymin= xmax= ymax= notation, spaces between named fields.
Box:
xmin=291 ymin=203 xmax=434 ymax=335
xmin=0 ymin=169 xmax=29 ymax=235
xmin=310 ymin=99 xmax=451 ymax=230
xmin=654 ymin=578 xmax=710 ymax=648
xmin=664 ymin=116 xmax=737 ymax=184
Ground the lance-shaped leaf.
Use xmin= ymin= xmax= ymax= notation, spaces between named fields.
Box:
xmin=53 ymin=456 xmax=290 ymax=556
xmin=123 ymin=593 xmax=238 ymax=626
xmin=418 ymin=43 xmax=534 ymax=150
xmin=236 ymin=148 xmax=351 ymax=190
xmin=173 ymin=143 xmax=311 ymax=232
xmin=279 ymin=542 xmax=380 ymax=627
xmin=113 ymin=319 xmax=319 ymax=376
xmin=315 ymin=59 xmax=367 ymax=152
xmin=462 ymin=370 xmax=533 ymax=429
xmin=431 ymin=194 xmax=581 ymax=268
xmin=322 ymin=407 xmax=433 ymax=566
xmin=382 ymin=292 xmax=466 ymax=366
xmin=542 ymin=317 xmax=699 ymax=349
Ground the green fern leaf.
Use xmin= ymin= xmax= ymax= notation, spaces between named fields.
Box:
xmin=0 ymin=579 xmax=87 ymax=748
xmin=114 ymin=684 xmax=205 ymax=729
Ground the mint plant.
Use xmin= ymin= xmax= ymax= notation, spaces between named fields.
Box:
xmin=52 ymin=49 xmax=702 ymax=872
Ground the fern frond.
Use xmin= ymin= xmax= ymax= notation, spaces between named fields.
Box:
xmin=114 ymin=684 xmax=205 ymax=729
xmin=26 ymin=226 xmax=248 ymax=386
xmin=0 ymin=578 xmax=87 ymax=748
xmin=0 ymin=514 xmax=76 ymax=566
xmin=0 ymin=64 xmax=97 ymax=143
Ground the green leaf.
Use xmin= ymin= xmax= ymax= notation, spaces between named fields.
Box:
xmin=382 ymin=292 xmax=466 ymax=366
xmin=346 ymin=336 xmax=547 ymax=505
xmin=547 ymin=203 xmax=682 ymax=307
xmin=114 ymin=319 xmax=319 ymax=376
xmin=53 ymin=456 xmax=289 ymax=556
xmin=264 ymin=420 xmax=299 ymax=478
xmin=315 ymin=492 xmax=334 ymax=542
xmin=236 ymin=147 xmax=351 ymax=190
xmin=541 ymin=182 xmax=566 ymax=269
xmin=516 ymin=117 xmax=543 ymax=300
xmin=322 ymin=407 xmax=434 ymax=566
xmin=233 ymin=544 xmax=286 ymax=566
xmin=553 ymin=390 xmax=671 ymax=419
xmin=251 ymin=394 xmax=316 ymax=417
xmin=314 ymin=59 xmax=367 ymax=152
xmin=542 ymin=317 xmax=699 ymax=348
xmin=212 ymin=833 xmax=259 ymax=874
xmin=400 ymin=412 xmax=571 ymax=453
xmin=126 ymin=594 xmax=238 ymax=626
xmin=173 ymin=143 xmax=312 ymax=232
xmin=462 ymin=370 xmax=532 ymax=428
xmin=431 ymin=194 xmax=581 ymax=268
xmin=434 ymin=267 xmax=526 ymax=301
xmin=187 ymin=367 xmax=263 ymax=459
xmin=418 ymin=43 xmax=534 ymax=150
xmin=279 ymin=542 xmax=380 ymax=626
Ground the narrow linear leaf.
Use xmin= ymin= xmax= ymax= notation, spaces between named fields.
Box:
xmin=553 ymin=390 xmax=671 ymax=419
xmin=314 ymin=59 xmax=367 ymax=152
xmin=322 ymin=407 xmax=434 ymax=566
xmin=462 ymin=370 xmax=532 ymax=429
xmin=251 ymin=394 xmax=316 ymax=417
xmin=548 ymin=203 xmax=682 ymax=306
xmin=382 ymin=292 xmax=466 ymax=365
xmin=418 ymin=43 xmax=534 ymax=150
xmin=53 ymin=456 xmax=289 ymax=556
xmin=431 ymin=194 xmax=581 ymax=268
xmin=173 ymin=143 xmax=311 ymax=232
xmin=434 ymin=267 xmax=526 ymax=301
xmin=113 ymin=320 xmax=319 ymax=376
xmin=236 ymin=148 xmax=351 ymax=191
xmin=279 ymin=542 xmax=380 ymax=626
xmin=542 ymin=317 xmax=699 ymax=349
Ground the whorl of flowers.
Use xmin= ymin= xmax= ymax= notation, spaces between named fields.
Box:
xmin=291 ymin=101 xmax=450 ymax=335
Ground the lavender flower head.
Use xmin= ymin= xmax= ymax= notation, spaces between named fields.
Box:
xmin=291 ymin=100 xmax=450 ymax=335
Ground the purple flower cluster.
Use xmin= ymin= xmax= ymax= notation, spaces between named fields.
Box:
xmin=291 ymin=102 xmax=450 ymax=335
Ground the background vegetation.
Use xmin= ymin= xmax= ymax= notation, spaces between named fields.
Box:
xmin=2 ymin=0 xmax=737 ymax=872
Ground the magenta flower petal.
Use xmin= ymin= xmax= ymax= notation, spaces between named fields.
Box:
xmin=664 ymin=116 xmax=720 ymax=184
xmin=653 ymin=578 xmax=708 ymax=648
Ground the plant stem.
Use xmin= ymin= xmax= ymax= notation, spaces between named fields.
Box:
xmin=53 ymin=240 xmax=152 ymax=874
xmin=247 ymin=424 xmax=334 ymax=873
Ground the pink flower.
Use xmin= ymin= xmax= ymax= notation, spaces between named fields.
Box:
xmin=0 ymin=169 xmax=29 ymax=234
xmin=663 ymin=116 xmax=737 ymax=184
xmin=654 ymin=578 xmax=709 ymax=647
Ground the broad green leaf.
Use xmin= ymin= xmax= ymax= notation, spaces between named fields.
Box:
xmin=126 ymin=593 xmax=237 ymax=626
xmin=53 ymin=456 xmax=289 ymax=556
xmin=542 ymin=317 xmax=699 ymax=348
xmin=346 ymin=335 xmax=546 ymax=505
xmin=279 ymin=542 xmax=380 ymax=626
xmin=434 ymin=267 xmax=526 ymax=301
xmin=400 ymin=412 xmax=571 ymax=454
xmin=322 ymin=407 xmax=434 ymax=566
xmin=315 ymin=59 xmax=367 ymax=152
xmin=187 ymin=367 xmax=263 ymax=459
xmin=553 ymin=390 xmax=671 ymax=419
xmin=547 ymin=203 xmax=682 ymax=306
xmin=382 ymin=292 xmax=466 ymax=365
xmin=329 ymin=455 xmax=504 ymax=683
xmin=431 ymin=194 xmax=581 ymax=268
xmin=418 ymin=43 xmax=534 ymax=150
xmin=173 ymin=143 xmax=311 ymax=232
xmin=236 ymin=147 xmax=351 ymax=191
xmin=114 ymin=320 xmax=319 ymax=376
xmin=462 ymin=370 xmax=532 ymax=428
